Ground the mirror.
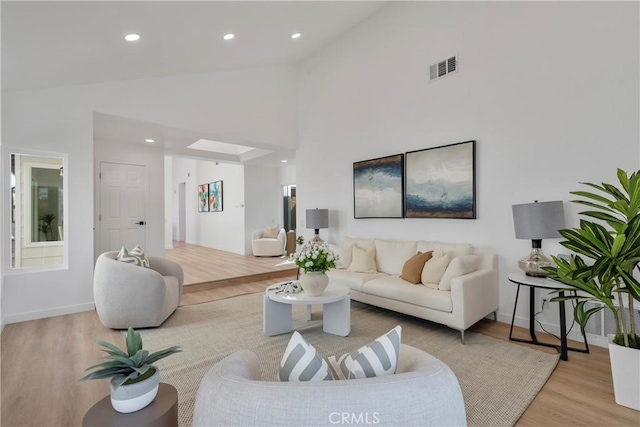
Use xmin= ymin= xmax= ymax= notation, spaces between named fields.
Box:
xmin=9 ymin=153 xmax=66 ymax=269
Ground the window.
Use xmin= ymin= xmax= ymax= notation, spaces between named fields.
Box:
xmin=7 ymin=152 xmax=67 ymax=270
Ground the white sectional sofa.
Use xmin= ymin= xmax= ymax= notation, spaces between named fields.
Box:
xmin=326 ymin=237 xmax=498 ymax=343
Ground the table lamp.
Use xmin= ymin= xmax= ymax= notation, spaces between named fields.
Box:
xmin=512 ymin=200 xmax=565 ymax=277
xmin=306 ymin=208 xmax=329 ymax=243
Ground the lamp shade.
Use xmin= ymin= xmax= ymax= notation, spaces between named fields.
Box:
xmin=306 ymin=209 xmax=329 ymax=229
xmin=512 ymin=201 xmax=565 ymax=240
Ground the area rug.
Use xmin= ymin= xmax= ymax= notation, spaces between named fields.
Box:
xmin=137 ymin=293 xmax=559 ymax=427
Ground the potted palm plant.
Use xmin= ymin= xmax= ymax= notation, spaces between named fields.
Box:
xmin=544 ymin=168 xmax=640 ymax=410
xmin=82 ymin=327 xmax=182 ymax=413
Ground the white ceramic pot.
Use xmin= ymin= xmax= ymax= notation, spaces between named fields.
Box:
xmin=110 ymin=366 xmax=160 ymax=413
xmin=608 ymin=334 xmax=640 ymax=411
xmin=300 ymin=271 xmax=329 ymax=296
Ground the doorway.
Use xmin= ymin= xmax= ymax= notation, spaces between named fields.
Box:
xmin=282 ymin=184 xmax=296 ymax=232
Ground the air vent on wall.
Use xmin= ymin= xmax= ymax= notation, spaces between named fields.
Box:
xmin=429 ymin=56 xmax=458 ymax=82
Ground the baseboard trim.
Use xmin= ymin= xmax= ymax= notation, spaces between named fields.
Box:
xmin=3 ymin=302 xmax=95 ymax=325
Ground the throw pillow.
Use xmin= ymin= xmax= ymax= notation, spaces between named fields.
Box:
xmin=263 ymin=226 xmax=279 ymax=239
xmin=421 ymin=252 xmax=451 ymax=287
xmin=347 ymin=245 xmax=377 ymax=274
xmin=438 ymin=255 xmax=480 ymax=291
xmin=329 ymin=244 xmax=353 ymax=269
xmin=328 ymin=325 xmax=402 ymax=380
xmin=400 ymin=251 xmax=433 ymax=284
xmin=279 ymin=331 xmax=333 ymax=382
xmin=116 ymin=245 xmax=149 ymax=268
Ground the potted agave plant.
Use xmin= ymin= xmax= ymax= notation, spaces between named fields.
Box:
xmin=82 ymin=327 xmax=182 ymax=413
xmin=544 ymin=168 xmax=640 ymax=410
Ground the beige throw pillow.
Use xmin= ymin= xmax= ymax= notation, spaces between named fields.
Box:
xmin=400 ymin=251 xmax=433 ymax=284
xmin=438 ymin=255 xmax=479 ymax=290
xmin=421 ymin=252 xmax=451 ymax=287
xmin=347 ymin=245 xmax=377 ymax=274
xmin=263 ymin=226 xmax=279 ymax=239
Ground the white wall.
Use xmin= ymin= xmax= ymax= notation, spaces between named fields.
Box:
xmin=297 ymin=2 xmax=640 ymax=338
xmin=2 ymin=65 xmax=297 ymax=323
xmin=244 ymin=165 xmax=282 ymax=254
xmin=172 ymin=157 xmax=247 ymax=254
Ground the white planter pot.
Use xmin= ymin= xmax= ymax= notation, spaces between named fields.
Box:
xmin=300 ymin=271 xmax=329 ymax=296
xmin=110 ymin=366 xmax=160 ymax=413
xmin=608 ymin=334 xmax=640 ymax=411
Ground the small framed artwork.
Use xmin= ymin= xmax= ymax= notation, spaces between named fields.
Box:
xmin=353 ymin=154 xmax=404 ymax=218
xmin=405 ymin=140 xmax=476 ymax=219
xmin=198 ymin=184 xmax=209 ymax=212
xmin=209 ymin=180 xmax=223 ymax=212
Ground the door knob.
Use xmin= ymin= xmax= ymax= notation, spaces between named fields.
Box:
xmin=137 ymin=221 xmax=146 ymax=226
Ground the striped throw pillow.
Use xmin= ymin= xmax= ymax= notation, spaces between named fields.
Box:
xmin=116 ymin=245 xmax=149 ymax=268
xmin=279 ymin=331 xmax=333 ymax=382
xmin=328 ymin=325 xmax=402 ymax=380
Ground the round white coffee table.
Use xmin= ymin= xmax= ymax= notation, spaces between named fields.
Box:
xmin=263 ymin=282 xmax=351 ymax=337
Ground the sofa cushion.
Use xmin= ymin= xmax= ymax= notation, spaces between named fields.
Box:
xmin=400 ymin=251 xmax=433 ymax=284
xmin=343 ymin=237 xmax=375 ymax=251
xmin=279 ymin=331 xmax=332 ymax=382
xmin=329 ymin=244 xmax=353 ymax=269
xmin=326 ymin=270 xmax=388 ymax=293
xmin=417 ymin=241 xmax=473 ymax=258
xmin=374 ymin=239 xmax=418 ymax=275
xmin=328 ymin=325 xmax=401 ymax=380
xmin=438 ymin=255 xmax=480 ymax=291
xmin=421 ymin=253 xmax=451 ymax=287
xmin=347 ymin=245 xmax=377 ymax=273
xmin=363 ymin=276 xmax=453 ymax=312
xmin=263 ymin=226 xmax=279 ymax=239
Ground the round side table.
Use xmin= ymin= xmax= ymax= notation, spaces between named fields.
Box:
xmin=82 ymin=383 xmax=178 ymax=427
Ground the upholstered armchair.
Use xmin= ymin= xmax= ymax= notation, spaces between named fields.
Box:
xmin=93 ymin=251 xmax=184 ymax=329
xmin=251 ymin=228 xmax=287 ymax=257
xmin=193 ymin=344 xmax=466 ymax=426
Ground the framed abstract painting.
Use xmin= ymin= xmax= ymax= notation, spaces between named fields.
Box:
xmin=209 ymin=180 xmax=223 ymax=212
xmin=353 ymin=154 xmax=404 ymax=218
xmin=405 ymin=140 xmax=476 ymax=219
xmin=198 ymin=184 xmax=209 ymax=212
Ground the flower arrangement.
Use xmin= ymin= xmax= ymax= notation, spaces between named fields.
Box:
xmin=294 ymin=241 xmax=338 ymax=273
xmin=296 ymin=235 xmax=304 ymax=245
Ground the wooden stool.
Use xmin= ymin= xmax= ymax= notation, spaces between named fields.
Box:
xmin=82 ymin=383 xmax=178 ymax=427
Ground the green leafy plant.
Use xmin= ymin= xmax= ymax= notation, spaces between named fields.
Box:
xmin=296 ymin=235 xmax=304 ymax=245
xmin=294 ymin=241 xmax=337 ymax=273
xmin=39 ymin=212 xmax=57 ymax=241
xmin=81 ymin=327 xmax=182 ymax=387
xmin=544 ymin=169 xmax=640 ymax=349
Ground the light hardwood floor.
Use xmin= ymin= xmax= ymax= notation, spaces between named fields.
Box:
xmin=1 ymin=246 xmax=638 ymax=426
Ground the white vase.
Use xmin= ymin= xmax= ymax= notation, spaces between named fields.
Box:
xmin=608 ymin=334 xmax=640 ymax=411
xmin=300 ymin=271 xmax=329 ymax=296
xmin=110 ymin=366 xmax=160 ymax=413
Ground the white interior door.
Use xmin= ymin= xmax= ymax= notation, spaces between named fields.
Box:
xmin=99 ymin=162 xmax=147 ymax=253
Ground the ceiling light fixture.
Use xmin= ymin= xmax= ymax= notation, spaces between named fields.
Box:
xmin=223 ymin=33 xmax=235 ymax=41
xmin=291 ymin=33 xmax=301 ymax=39
xmin=281 ymin=160 xmax=288 ymax=163
xmin=124 ymin=34 xmax=140 ymax=42
xmin=145 ymin=139 xmax=155 ymax=143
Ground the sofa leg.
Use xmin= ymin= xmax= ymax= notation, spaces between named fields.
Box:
xmin=460 ymin=330 xmax=465 ymax=345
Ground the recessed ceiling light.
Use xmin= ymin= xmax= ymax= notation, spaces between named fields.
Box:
xmin=281 ymin=160 xmax=288 ymax=163
xmin=124 ymin=34 xmax=140 ymax=42
xmin=291 ymin=33 xmax=301 ymax=40
xmin=145 ymin=139 xmax=155 ymax=143
xmin=223 ymin=33 xmax=235 ymax=41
